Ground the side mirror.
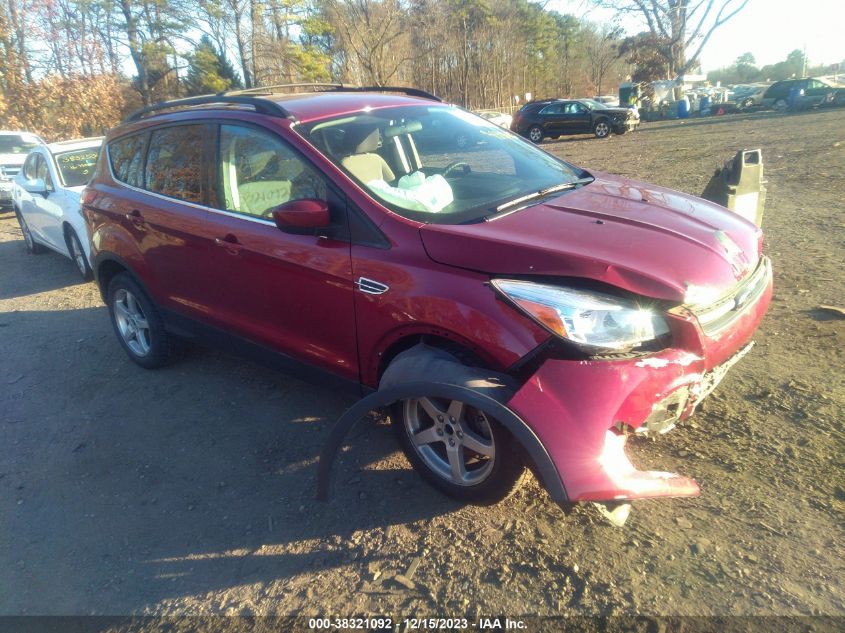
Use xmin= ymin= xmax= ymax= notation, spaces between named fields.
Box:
xmin=271 ymin=198 xmax=331 ymax=235
xmin=24 ymin=178 xmax=48 ymax=195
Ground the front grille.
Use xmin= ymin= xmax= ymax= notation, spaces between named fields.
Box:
xmin=691 ymin=257 xmax=770 ymax=336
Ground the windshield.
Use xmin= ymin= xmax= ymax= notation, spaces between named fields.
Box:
xmin=297 ymin=105 xmax=583 ymax=224
xmin=54 ymin=146 xmax=101 ymax=187
xmin=0 ymin=134 xmax=40 ymax=154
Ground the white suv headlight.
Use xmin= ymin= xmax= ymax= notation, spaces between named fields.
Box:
xmin=491 ymin=279 xmax=670 ymax=351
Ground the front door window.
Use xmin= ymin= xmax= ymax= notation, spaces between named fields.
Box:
xmin=218 ymin=124 xmax=327 ymax=219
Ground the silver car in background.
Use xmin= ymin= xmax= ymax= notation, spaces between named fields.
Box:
xmin=0 ymin=131 xmax=44 ymax=209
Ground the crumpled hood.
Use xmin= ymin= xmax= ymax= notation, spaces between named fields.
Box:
xmin=420 ymin=173 xmax=762 ymax=302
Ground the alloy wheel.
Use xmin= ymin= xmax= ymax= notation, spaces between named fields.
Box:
xmin=403 ymin=397 xmax=496 ymax=486
xmin=113 ymin=288 xmax=152 ymax=357
xmin=595 ymin=121 xmax=610 ymax=137
xmin=528 ymin=127 xmax=543 ymax=143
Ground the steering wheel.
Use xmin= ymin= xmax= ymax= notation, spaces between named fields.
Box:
xmin=442 ymin=161 xmax=471 ymax=179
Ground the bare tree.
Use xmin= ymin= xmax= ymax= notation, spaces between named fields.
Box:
xmin=325 ymin=0 xmax=412 ymax=86
xmin=593 ymin=0 xmax=749 ymax=78
xmin=581 ymin=22 xmax=623 ymax=96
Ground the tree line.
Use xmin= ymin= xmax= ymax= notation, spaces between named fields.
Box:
xmin=1 ymin=0 xmax=756 ymax=141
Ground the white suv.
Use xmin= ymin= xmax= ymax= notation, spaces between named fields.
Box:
xmin=13 ymin=137 xmax=103 ymax=279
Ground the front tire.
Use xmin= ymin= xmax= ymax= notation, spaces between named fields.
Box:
xmin=773 ymin=98 xmax=787 ymax=111
xmin=382 ymin=347 xmax=526 ymax=504
xmin=65 ymin=228 xmax=93 ymax=281
xmin=594 ymin=119 xmax=611 ymax=138
xmin=107 ymin=272 xmax=173 ymax=369
xmin=527 ymin=125 xmax=544 ymax=143
xmin=15 ymin=208 xmax=47 ymax=254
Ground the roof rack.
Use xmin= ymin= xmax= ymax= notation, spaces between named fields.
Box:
xmin=122 ymin=94 xmax=295 ymax=123
xmin=224 ymin=83 xmax=345 ymax=96
xmin=340 ymin=85 xmax=442 ymax=102
xmin=121 ymin=84 xmax=443 ymax=124
xmin=223 ymin=83 xmax=442 ymax=102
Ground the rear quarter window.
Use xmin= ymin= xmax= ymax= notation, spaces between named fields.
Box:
xmin=108 ymin=133 xmax=146 ymax=188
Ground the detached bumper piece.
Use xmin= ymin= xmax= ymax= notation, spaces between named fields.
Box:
xmin=506 ymin=353 xmax=707 ymax=504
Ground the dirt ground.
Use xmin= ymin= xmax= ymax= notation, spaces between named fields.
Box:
xmin=1 ymin=108 xmax=843 ymax=623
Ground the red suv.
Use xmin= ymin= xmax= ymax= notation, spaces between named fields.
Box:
xmin=82 ymin=86 xmax=771 ymax=512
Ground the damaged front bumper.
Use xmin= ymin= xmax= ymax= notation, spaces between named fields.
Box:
xmin=505 ymin=264 xmax=772 ymax=504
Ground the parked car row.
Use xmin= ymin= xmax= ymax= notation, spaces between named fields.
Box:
xmin=8 ymin=86 xmax=771 ymax=518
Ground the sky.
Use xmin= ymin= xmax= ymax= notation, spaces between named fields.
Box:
xmin=549 ymin=0 xmax=845 ymax=71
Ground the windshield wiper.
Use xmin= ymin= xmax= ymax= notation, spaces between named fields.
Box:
xmin=487 ymin=177 xmax=595 ymax=219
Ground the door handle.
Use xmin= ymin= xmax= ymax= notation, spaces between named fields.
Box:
xmin=125 ymin=209 xmax=144 ymax=227
xmin=214 ymin=234 xmax=243 ymax=254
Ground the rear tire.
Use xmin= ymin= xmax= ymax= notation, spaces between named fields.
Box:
xmin=65 ymin=227 xmax=93 ymax=281
xmin=382 ymin=346 xmax=526 ymax=505
xmin=527 ymin=125 xmax=544 ymax=143
xmin=107 ymin=272 xmax=173 ymax=369
xmin=15 ymin=208 xmax=47 ymax=254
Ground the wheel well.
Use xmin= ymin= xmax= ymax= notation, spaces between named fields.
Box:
xmin=61 ymin=222 xmax=76 ymax=245
xmin=96 ymin=259 xmax=128 ymax=302
xmin=377 ymin=334 xmax=492 ymax=383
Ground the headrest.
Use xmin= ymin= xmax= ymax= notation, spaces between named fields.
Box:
xmin=343 ymin=125 xmax=381 ymax=155
xmin=245 ymin=149 xmax=276 ymax=176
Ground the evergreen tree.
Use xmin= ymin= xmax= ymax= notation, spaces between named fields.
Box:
xmin=184 ymin=35 xmax=243 ymax=96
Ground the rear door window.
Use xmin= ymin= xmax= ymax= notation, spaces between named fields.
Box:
xmin=108 ymin=133 xmax=146 ymax=188
xmin=539 ymin=103 xmax=564 ymax=115
xmin=145 ymin=125 xmax=205 ymax=204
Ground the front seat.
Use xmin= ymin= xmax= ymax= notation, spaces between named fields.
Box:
xmin=340 ymin=127 xmax=395 ymax=184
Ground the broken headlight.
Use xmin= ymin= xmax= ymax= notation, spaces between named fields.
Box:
xmin=492 ymin=279 xmax=669 ymax=352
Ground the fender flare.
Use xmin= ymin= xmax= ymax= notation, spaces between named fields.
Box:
xmin=92 ymin=251 xmax=150 ymax=301
xmin=316 ymin=381 xmax=568 ymax=504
